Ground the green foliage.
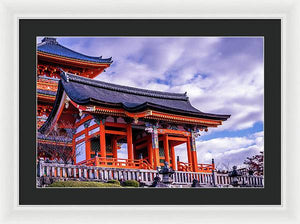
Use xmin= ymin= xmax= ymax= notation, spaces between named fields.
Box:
xmin=107 ymin=179 xmax=121 ymax=185
xmin=122 ymin=180 xmax=139 ymax=187
xmin=48 ymin=180 xmax=121 ymax=188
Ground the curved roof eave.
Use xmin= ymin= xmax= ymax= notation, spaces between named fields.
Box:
xmin=37 ymin=51 xmax=112 ymax=66
xmin=39 ymin=71 xmax=231 ymax=134
xmin=38 ymin=81 xmax=65 ymax=134
xmin=37 ymin=37 xmax=113 ymax=64
xmin=62 ymin=72 xmax=230 ymax=121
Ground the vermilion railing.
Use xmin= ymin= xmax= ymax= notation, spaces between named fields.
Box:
xmin=77 ymin=157 xmax=153 ymax=170
xmin=177 ymin=161 xmax=193 ymax=172
xmin=177 ymin=161 xmax=214 ymax=173
xmin=77 ymin=157 xmax=214 ymax=173
xmin=197 ymin=163 xmax=214 ymax=173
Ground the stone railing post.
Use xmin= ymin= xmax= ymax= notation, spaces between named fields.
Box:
xmin=68 ymin=168 xmax=72 ymax=177
xmin=46 ymin=166 xmax=50 ymax=177
xmin=38 ymin=158 xmax=45 ymax=177
xmin=73 ymin=168 xmax=77 ymax=178
xmin=78 ymin=168 xmax=82 ymax=178
xmin=99 ymin=170 xmax=103 ymax=180
xmin=62 ymin=168 xmax=66 ymax=178
xmin=94 ymin=169 xmax=99 ymax=179
xmin=52 ymin=167 xmax=55 ymax=177
xmin=211 ymin=159 xmax=217 ymax=186
xmin=57 ymin=167 xmax=61 ymax=177
xmin=84 ymin=168 xmax=88 ymax=178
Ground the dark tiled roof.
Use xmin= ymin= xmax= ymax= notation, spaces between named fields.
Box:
xmin=63 ymin=72 xmax=189 ymax=101
xmin=61 ymin=72 xmax=230 ymax=120
xmin=37 ymin=37 xmax=112 ymax=64
xmin=39 ymin=71 xmax=230 ymax=133
xmin=38 ymin=133 xmax=72 ymax=143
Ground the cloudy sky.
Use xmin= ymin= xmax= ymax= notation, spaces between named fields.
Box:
xmin=38 ymin=37 xmax=264 ymax=170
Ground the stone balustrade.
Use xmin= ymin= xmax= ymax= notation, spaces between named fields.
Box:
xmin=37 ymin=159 xmax=264 ymax=187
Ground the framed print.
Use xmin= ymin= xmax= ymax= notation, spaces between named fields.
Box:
xmin=2 ymin=0 xmax=300 ymax=223
xmin=19 ymin=19 xmax=280 ymax=205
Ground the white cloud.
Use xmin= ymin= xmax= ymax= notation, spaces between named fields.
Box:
xmin=85 ymin=37 xmax=264 ymax=132
xmin=174 ymin=131 xmax=264 ymax=170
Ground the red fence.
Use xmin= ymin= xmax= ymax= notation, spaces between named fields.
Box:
xmin=177 ymin=161 xmax=214 ymax=173
xmin=77 ymin=157 xmax=153 ymax=170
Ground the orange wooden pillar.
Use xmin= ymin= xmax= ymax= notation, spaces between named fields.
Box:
xmin=186 ymin=137 xmax=193 ymax=166
xmin=99 ymin=120 xmax=106 ymax=160
xmin=126 ymin=124 xmax=134 ymax=161
xmin=112 ymin=136 xmax=118 ymax=158
xmin=85 ymin=128 xmax=91 ymax=160
xmin=147 ymin=136 xmax=154 ymax=167
xmin=191 ymin=150 xmax=198 ymax=172
xmin=190 ymin=133 xmax=198 ymax=172
xmin=163 ymin=134 xmax=170 ymax=164
xmin=170 ymin=144 xmax=176 ymax=170
xmin=94 ymin=155 xmax=99 ymax=166
xmin=153 ymin=148 xmax=160 ymax=169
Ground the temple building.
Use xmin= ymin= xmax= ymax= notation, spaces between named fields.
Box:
xmin=37 ymin=37 xmax=112 ymax=158
xmin=37 ymin=37 xmax=112 ymax=128
xmin=39 ymin=70 xmax=230 ymax=172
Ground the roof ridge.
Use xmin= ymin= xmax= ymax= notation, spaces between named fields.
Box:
xmin=61 ymin=71 xmax=189 ymax=101
xmin=37 ymin=37 xmax=113 ymax=63
xmin=52 ymin=41 xmax=112 ymax=62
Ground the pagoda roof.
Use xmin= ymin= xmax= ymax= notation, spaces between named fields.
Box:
xmin=62 ymin=72 xmax=230 ymax=120
xmin=37 ymin=37 xmax=113 ymax=64
xmin=37 ymin=133 xmax=72 ymax=144
xmin=40 ymin=71 xmax=230 ymax=133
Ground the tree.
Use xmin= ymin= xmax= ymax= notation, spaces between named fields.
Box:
xmin=243 ymin=151 xmax=264 ymax=176
xmin=37 ymin=125 xmax=80 ymax=164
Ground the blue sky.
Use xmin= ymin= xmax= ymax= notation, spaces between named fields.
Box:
xmin=38 ymin=37 xmax=264 ymax=170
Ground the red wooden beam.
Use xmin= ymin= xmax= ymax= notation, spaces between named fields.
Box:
xmin=105 ymin=122 xmax=127 ymax=128
xmin=163 ymin=134 xmax=170 ymax=164
xmin=135 ymin=142 xmax=148 ymax=150
xmin=112 ymin=136 xmax=118 ymax=158
xmin=170 ymin=141 xmax=186 ymax=147
xmin=158 ymin=128 xmax=191 ymax=137
xmin=168 ymin=136 xmax=188 ymax=142
xmin=134 ymin=135 xmax=149 ymax=144
xmin=105 ymin=130 xmax=127 ymax=136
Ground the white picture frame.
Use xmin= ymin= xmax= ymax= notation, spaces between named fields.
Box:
xmin=0 ymin=0 xmax=298 ymax=223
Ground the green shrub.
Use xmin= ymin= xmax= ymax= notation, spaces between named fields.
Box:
xmin=107 ymin=179 xmax=120 ymax=185
xmin=48 ymin=180 xmax=120 ymax=188
xmin=122 ymin=180 xmax=139 ymax=187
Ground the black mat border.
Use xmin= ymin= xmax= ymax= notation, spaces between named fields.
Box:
xmin=19 ymin=19 xmax=281 ymax=205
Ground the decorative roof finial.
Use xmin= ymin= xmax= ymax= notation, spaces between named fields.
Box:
xmin=41 ymin=37 xmax=58 ymax=44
